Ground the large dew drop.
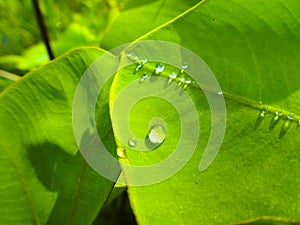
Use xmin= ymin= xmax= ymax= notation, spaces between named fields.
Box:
xmin=148 ymin=125 xmax=166 ymax=144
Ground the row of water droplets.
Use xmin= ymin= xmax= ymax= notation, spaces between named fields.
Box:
xmin=126 ymin=52 xmax=199 ymax=90
xmin=258 ymin=101 xmax=300 ymax=134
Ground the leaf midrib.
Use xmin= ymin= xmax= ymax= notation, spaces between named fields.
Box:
xmin=133 ymin=0 xmax=208 ymax=43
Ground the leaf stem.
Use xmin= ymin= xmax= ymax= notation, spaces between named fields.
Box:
xmin=0 ymin=70 xmax=21 ymax=81
xmin=32 ymin=0 xmax=55 ymax=60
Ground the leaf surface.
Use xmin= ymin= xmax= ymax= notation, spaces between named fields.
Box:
xmin=108 ymin=0 xmax=300 ymax=224
xmin=0 ymin=47 xmax=116 ymax=225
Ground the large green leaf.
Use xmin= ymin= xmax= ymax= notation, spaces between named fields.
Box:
xmin=99 ymin=0 xmax=199 ymax=49
xmin=107 ymin=0 xmax=300 ymax=224
xmin=0 ymin=47 xmax=117 ymax=224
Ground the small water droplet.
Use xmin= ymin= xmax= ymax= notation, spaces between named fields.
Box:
xmin=217 ymin=91 xmax=223 ymax=96
xmin=126 ymin=52 xmax=132 ymax=58
xmin=140 ymin=72 xmax=148 ymax=83
xmin=128 ymin=139 xmax=136 ymax=147
xmin=169 ymin=72 xmax=177 ymax=79
xmin=179 ymin=63 xmax=188 ymax=74
xmin=134 ymin=56 xmax=139 ymax=61
xmin=259 ymin=110 xmax=267 ymax=118
xmin=287 ymin=113 xmax=295 ymax=121
xmin=183 ymin=79 xmax=191 ymax=89
xmin=117 ymin=147 xmax=127 ymax=158
xmin=178 ymin=77 xmax=185 ymax=86
xmin=155 ymin=63 xmax=164 ymax=74
xmin=181 ymin=63 xmax=188 ymax=70
xmin=148 ymin=125 xmax=166 ymax=144
xmin=135 ymin=63 xmax=143 ymax=72
xmin=134 ymin=58 xmax=147 ymax=73
xmin=142 ymin=58 xmax=148 ymax=64
xmin=273 ymin=111 xmax=283 ymax=121
xmin=185 ymin=79 xmax=192 ymax=84
xmin=167 ymin=72 xmax=176 ymax=84
xmin=259 ymin=101 xmax=263 ymax=105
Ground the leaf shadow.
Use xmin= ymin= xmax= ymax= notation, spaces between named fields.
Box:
xmin=27 ymin=142 xmax=84 ymax=222
xmin=254 ymin=114 xmax=264 ymax=130
xmin=26 ymin=125 xmax=120 ymax=223
xmin=269 ymin=116 xmax=280 ymax=131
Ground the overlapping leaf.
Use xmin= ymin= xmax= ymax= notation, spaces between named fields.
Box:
xmin=0 ymin=48 xmax=117 ymax=225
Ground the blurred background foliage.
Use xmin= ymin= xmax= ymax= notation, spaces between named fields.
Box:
xmin=0 ymin=0 xmax=119 ymax=74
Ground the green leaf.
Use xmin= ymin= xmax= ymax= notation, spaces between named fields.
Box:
xmin=108 ymin=0 xmax=300 ymax=224
xmin=0 ymin=47 xmax=117 ymax=225
xmin=99 ymin=0 xmax=200 ymax=49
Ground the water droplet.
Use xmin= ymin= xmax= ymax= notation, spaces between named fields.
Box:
xmin=134 ymin=56 xmax=139 ymax=61
xmin=169 ymin=72 xmax=177 ymax=79
xmin=148 ymin=125 xmax=166 ymax=144
xmin=128 ymin=139 xmax=136 ymax=147
xmin=167 ymin=72 xmax=176 ymax=84
xmin=155 ymin=63 xmax=164 ymax=74
xmin=179 ymin=63 xmax=188 ymax=74
xmin=185 ymin=79 xmax=192 ymax=84
xmin=135 ymin=63 xmax=143 ymax=72
xmin=117 ymin=147 xmax=127 ymax=158
xmin=181 ymin=63 xmax=188 ymax=70
xmin=140 ymin=72 xmax=148 ymax=83
xmin=178 ymin=77 xmax=185 ymax=86
xmin=126 ymin=52 xmax=132 ymax=58
xmin=134 ymin=58 xmax=147 ymax=73
xmin=287 ymin=113 xmax=295 ymax=121
xmin=259 ymin=110 xmax=267 ymax=118
xmin=183 ymin=79 xmax=191 ymax=89
xmin=273 ymin=111 xmax=283 ymax=121
xmin=142 ymin=58 xmax=148 ymax=64
xmin=255 ymin=107 xmax=268 ymax=129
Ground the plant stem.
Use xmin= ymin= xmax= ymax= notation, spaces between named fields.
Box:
xmin=32 ymin=0 xmax=55 ymax=60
